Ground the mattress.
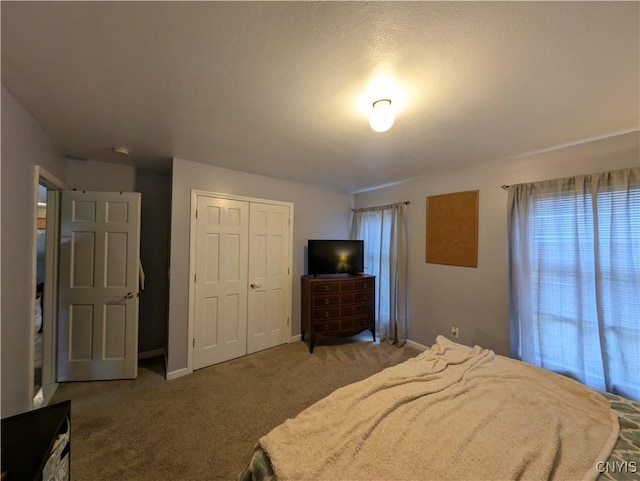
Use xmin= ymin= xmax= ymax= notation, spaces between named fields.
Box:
xmin=239 ymin=390 xmax=640 ymax=481
xmin=238 ymin=338 xmax=639 ymax=481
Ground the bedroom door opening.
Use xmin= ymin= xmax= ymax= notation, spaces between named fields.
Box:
xmin=34 ymin=183 xmax=48 ymax=404
xmin=190 ymin=193 xmax=293 ymax=370
xmin=32 ymin=167 xmax=66 ymax=409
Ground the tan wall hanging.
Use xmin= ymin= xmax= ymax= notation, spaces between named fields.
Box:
xmin=425 ymin=190 xmax=479 ymax=267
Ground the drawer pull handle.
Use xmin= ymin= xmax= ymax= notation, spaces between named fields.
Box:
xmin=324 ymin=311 xmax=330 ymax=318
xmin=324 ymin=298 xmax=330 ymax=305
xmin=361 ymin=319 xmax=368 ymax=325
xmin=324 ymin=324 xmax=331 ymax=330
xmin=362 ymin=283 xmax=367 ymax=288
xmin=362 ymin=295 xmax=369 ymax=301
xmin=324 ymin=285 xmax=330 ymax=291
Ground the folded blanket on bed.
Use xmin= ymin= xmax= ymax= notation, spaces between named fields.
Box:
xmin=260 ymin=336 xmax=619 ymax=481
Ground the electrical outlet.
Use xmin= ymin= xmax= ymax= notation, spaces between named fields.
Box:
xmin=451 ymin=326 xmax=459 ymax=338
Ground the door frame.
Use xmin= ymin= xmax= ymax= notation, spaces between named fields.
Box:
xmin=31 ymin=166 xmax=67 ymax=408
xmin=187 ymin=190 xmax=294 ymax=374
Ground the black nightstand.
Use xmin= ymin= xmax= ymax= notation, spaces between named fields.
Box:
xmin=1 ymin=400 xmax=71 ymax=481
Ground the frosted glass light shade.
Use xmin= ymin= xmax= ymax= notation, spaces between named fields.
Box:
xmin=369 ymin=99 xmax=394 ymax=132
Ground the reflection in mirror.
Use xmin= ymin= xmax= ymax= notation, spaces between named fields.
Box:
xmin=34 ymin=183 xmax=48 ymax=405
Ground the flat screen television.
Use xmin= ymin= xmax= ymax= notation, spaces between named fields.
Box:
xmin=307 ymin=239 xmax=364 ymax=275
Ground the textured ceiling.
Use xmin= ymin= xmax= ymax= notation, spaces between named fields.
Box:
xmin=2 ymin=2 xmax=639 ymax=193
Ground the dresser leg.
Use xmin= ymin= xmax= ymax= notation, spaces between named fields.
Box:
xmin=309 ymin=334 xmax=316 ymax=354
xmin=371 ymin=328 xmax=376 ymax=342
xmin=301 ymin=329 xmax=305 ymax=342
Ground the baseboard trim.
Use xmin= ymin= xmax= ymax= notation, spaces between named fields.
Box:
xmin=289 ymin=334 xmax=301 ymax=343
xmin=166 ymin=367 xmax=190 ymax=381
xmin=138 ymin=348 xmax=165 ymax=360
xmin=405 ymin=339 xmax=429 ymax=352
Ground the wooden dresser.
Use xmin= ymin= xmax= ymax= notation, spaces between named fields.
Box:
xmin=301 ymin=275 xmax=375 ymax=353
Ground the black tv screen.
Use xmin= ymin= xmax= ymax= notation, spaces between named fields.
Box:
xmin=308 ymin=239 xmax=364 ymax=275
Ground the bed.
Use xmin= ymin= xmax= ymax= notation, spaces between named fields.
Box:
xmin=238 ymin=336 xmax=640 ymax=481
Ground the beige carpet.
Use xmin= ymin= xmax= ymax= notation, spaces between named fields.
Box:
xmin=50 ymin=334 xmax=420 ymax=480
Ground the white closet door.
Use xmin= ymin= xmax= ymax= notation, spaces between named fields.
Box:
xmin=192 ymin=194 xmax=293 ymax=370
xmin=247 ymin=203 xmax=291 ymax=354
xmin=193 ymin=197 xmax=249 ymax=369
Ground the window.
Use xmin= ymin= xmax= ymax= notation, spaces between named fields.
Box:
xmin=509 ymin=168 xmax=640 ymax=401
xmin=350 ymin=202 xmax=408 ymax=345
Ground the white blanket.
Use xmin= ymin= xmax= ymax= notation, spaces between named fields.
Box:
xmin=260 ymin=336 xmax=619 ymax=481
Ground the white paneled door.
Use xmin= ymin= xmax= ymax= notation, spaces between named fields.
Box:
xmin=193 ymin=197 xmax=250 ymax=368
xmin=57 ymin=191 xmax=141 ymax=381
xmin=247 ymin=203 xmax=290 ymax=355
xmin=193 ymin=195 xmax=292 ymax=370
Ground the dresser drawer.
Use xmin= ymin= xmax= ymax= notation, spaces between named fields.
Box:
xmin=353 ymin=303 xmax=374 ymax=315
xmin=352 ymin=314 xmax=374 ymax=329
xmin=312 ymin=295 xmax=340 ymax=307
xmin=314 ymin=320 xmax=340 ymax=332
xmin=313 ymin=282 xmax=340 ymax=294
xmin=340 ymin=281 xmax=354 ymax=292
xmin=312 ymin=308 xmax=340 ymax=320
xmin=340 ymin=306 xmax=354 ymax=317
xmin=354 ymin=291 xmax=373 ymax=303
xmin=340 ymin=294 xmax=354 ymax=304
xmin=341 ymin=318 xmax=354 ymax=329
xmin=354 ymin=278 xmax=374 ymax=291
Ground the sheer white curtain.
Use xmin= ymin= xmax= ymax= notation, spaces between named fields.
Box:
xmin=350 ymin=202 xmax=408 ymax=345
xmin=508 ymin=167 xmax=640 ymax=401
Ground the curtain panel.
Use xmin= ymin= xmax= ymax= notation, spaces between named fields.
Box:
xmin=508 ymin=167 xmax=640 ymax=401
xmin=350 ymin=202 xmax=408 ymax=345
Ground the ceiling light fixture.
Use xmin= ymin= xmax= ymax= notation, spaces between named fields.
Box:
xmin=369 ymin=99 xmax=394 ymax=133
xmin=111 ymin=146 xmax=131 ymax=156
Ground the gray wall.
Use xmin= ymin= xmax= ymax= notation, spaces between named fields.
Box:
xmin=66 ymin=159 xmax=136 ymax=192
xmin=1 ymin=84 xmax=68 ymax=417
xmin=136 ymin=169 xmax=171 ymax=355
xmin=167 ymin=158 xmax=352 ymax=376
xmin=354 ymin=131 xmax=640 ymax=356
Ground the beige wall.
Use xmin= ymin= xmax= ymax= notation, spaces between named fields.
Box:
xmin=354 ymin=131 xmax=640 ymax=356
xmin=167 ymin=158 xmax=353 ymax=377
